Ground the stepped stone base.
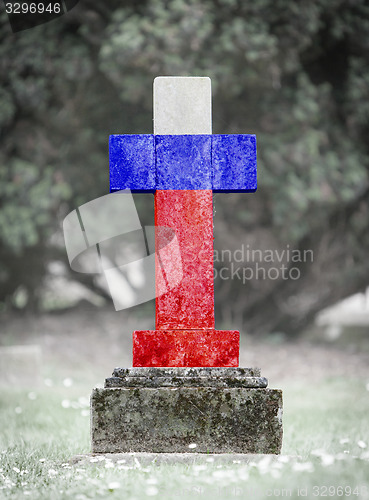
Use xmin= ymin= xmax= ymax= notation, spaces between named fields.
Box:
xmin=91 ymin=367 xmax=283 ymax=454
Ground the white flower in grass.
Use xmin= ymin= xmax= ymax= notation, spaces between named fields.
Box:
xmin=81 ymin=410 xmax=89 ymax=417
xmin=15 ymin=407 xmax=22 ymax=414
xmin=311 ymin=449 xmax=325 ymax=457
xmin=108 ymin=482 xmax=121 ymax=491
xmin=63 ymin=378 xmax=73 ymax=387
xmin=256 ymin=455 xmax=272 ymax=473
xmin=48 ymin=469 xmax=58 ymax=477
xmin=188 ymin=443 xmax=197 ymax=449
xmin=146 ymin=486 xmax=159 ymax=496
xmin=78 ymin=396 xmax=89 ymax=406
xmin=90 ymin=458 xmax=99 ymax=463
xmin=292 ymin=462 xmax=314 ymax=472
xmin=146 ymin=477 xmax=158 ymax=485
xmin=27 ymin=392 xmax=37 ymax=400
xmin=193 ymin=464 xmax=207 ymax=472
xmin=24 ymin=491 xmax=31 ymax=496
xmin=104 ymin=462 xmax=114 ymax=469
xmin=117 ymin=465 xmax=130 ymax=470
xmin=366 ymin=382 xmax=369 ymax=391
xmin=206 ymin=457 xmax=214 ymax=463
xmin=116 ymin=459 xmax=126 ymax=464
xmin=271 ymin=468 xmax=281 ymax=479
xmin=321 ymin=454 xmax=335 ymax=466
xmin=13 ymin=467 xmax=20 ymax=474
xmin=212 ymin=469 xmax=227 ymax=478
xmin=358 ymin=440 xmax=367 ymax=449
xmin=61 ymin=400 xmax=70 ymax=409
xmin=339 ymin=438 xmax=349 ymax=444
xmin=238 ymin=468 xmax=249 ymax=481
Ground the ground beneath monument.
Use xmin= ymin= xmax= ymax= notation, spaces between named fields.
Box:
xmin=1 ymin=303 xmax=368 ymax=388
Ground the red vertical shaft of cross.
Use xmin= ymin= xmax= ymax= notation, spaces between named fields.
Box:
xmin=155 ymin=190 xmax=214 ymax=330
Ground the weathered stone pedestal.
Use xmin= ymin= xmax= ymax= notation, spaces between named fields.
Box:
xmin=91 ymin=367 xmax=283 ymax=454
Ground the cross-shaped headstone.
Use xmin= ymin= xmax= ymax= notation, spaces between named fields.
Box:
xmin=109 ymin=77 xmax=257 ymax=367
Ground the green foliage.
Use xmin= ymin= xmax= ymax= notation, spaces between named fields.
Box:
xmin=0 ymin=0 xmax=368 ymax=321
xmin=98 ymin=0 xmax=369 ymax=244
xmin=0 ymin=160 xmax=71 ymax=254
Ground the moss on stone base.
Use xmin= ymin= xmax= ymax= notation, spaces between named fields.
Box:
xmin=91 ymin=386 xmax=283 ymax=454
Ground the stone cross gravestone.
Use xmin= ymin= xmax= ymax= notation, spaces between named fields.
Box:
xmin=91 ymin=77 xmax=283 ymax=454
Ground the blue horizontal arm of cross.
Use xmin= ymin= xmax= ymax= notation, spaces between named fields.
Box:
xmin=109 ymin=134 xmax=257 ymax=193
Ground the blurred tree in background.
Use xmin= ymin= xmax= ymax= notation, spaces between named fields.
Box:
xmin=0 ymin=0 xmax=368 ymax=335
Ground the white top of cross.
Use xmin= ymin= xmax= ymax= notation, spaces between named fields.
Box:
xmin=153 ymin=77 xmax=212 ymax=135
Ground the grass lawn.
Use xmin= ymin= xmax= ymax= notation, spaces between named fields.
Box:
xmin=1 ymin=376 xmax=369 ymax=499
